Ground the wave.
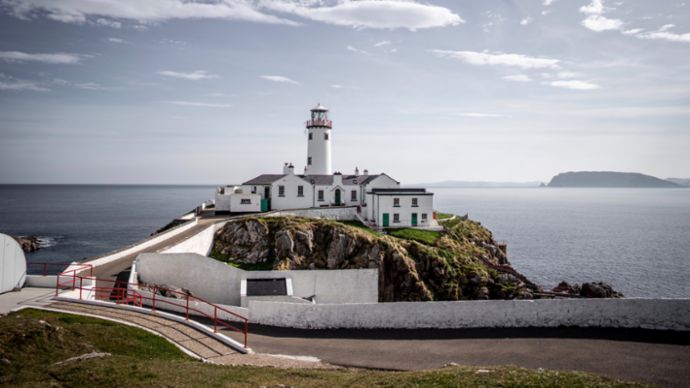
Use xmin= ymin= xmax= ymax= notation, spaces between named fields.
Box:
xmin=35 ymin=236 xmax=62 ymax=248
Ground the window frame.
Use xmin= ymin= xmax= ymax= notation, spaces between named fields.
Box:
xmin=297 ymin=185 xmax=304 ymax=197
xmin=240 ymin=198 xmax=251 ymax=205
xmin=411 ymin=197 xmax=418 ymax=207
xmin=318 ymin=190 xmax=324 ymax=201
xmin=393 ymin=213 xmax=400 ymax=223
xmin=393 ymin=198 xmax=400 ymax=207
xmin=278 ymin=185 xmax=285 ymax=197
xmin=350 ymin=190 xmax=357 ymax=202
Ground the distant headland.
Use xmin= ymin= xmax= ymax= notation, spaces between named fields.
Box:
xmin=547 ymin=171 xmax=682 ymax=188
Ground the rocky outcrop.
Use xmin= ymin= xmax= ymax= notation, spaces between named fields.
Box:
xmin=12 ymin=236 xmax=40 ymax=253
xmin=552 ymin=281 xmax=623 ymax=298
xmin=211 ymin=216 xmax=544 ymax=302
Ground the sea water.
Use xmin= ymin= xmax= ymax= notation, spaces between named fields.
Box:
xmin=0 ymin=185 xmax=688 ymax=297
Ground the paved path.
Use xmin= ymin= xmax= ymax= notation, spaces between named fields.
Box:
xmin=221 ymin=326 xmax=690 ymax=388
xmin=0 ymin=287 xmax=54 ymax=314
xmin=43 ymin=301 xmax=332 ymax=369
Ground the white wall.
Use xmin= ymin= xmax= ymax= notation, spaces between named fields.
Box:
xmin=369 ymin=194 xmax=433 ymax=227
xmin=0 ymin=234 xmax=26 ymax=294
xmin=229 ymin=192 xmax=262 ymax=213
xmin=86 ymin=218 xmax=199 ymax=268
xmin=270 ymin=173 xmax=314 ymax=210
xmin=266 ymin=206 xmax=358 ymax=220
xmin=306 ymin=127 xmax=332 ymax=175
xmin=248 ymin=298 xmax=690 ymax=331
xmin=135 ymin=253 xmax=378 ymax=307
xmin=161 ymin=222 xmax=227 ymax=256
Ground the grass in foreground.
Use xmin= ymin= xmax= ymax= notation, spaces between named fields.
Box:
xmin=0 ymin=309 xmax=648 ymax=387
xmin=386 ymin=227 xmax=443 ymax=245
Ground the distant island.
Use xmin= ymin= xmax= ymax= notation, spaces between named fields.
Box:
xmin=666 ymin=178 xmax=690 ymax=187
xmin=548 ymin=171 xmax=682 ymax=188
xmin=415 ymin=180 xmax=542 ymax=188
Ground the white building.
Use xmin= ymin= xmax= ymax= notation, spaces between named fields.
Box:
xmin=215 ymin=104 xmax=434 ymax=228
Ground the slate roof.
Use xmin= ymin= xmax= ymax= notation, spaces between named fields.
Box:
xmin=242 ymin=174 xmax=285 ymax=185
xmin=243 ymin=173 xmax=394 ymax=186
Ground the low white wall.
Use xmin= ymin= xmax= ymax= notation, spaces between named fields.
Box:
xmin=86 ymin=218 xmax=199 ymax=268
xmin=161 ymin=222 xmax=226 ymax=256
xmin=25 ymin=275 xmax=58 ymax=288
xmin=135 ymin=253 xmax=378 ymax=307
xmin=248 ymin=298 xmax=690 ymax=331
xmin=134 ymin=287 xmax=249 ymax=323
xmin=266 ymin=206 xmax=358 ymax=220
xmin=244 ymin=269 xmax=378 ymax=304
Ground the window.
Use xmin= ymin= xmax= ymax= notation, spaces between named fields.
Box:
xmin=240 ymin=199 xmax=251 ymax=205
xmin=412 ymin=198 xmax=418 ymax=207
xmin=422 ymin=213 xmax=428 ymax=222
xmin=251 ymin=186 xmax=257 ymax=194
xmin=278 ymin=185 xmax=285 ymax=197
xmin=351 ymin=190 xmax=357 ymax=202
xmin=393 ymin=213 xmax=400 ymax=223
xmin=393 ymin=198 xmax=400 ymax=207
xmin=309 ymin=133 xmax=313 ymax=140
xmin=297 ymin=185 xmax=304 ymax=197
xmin=324 ymin=133 xmax=329 ymax=140
xmin=307 ymin=157 xmax=312 ymax=165
xmin=318 ymin=190 xmax=324 ymax=201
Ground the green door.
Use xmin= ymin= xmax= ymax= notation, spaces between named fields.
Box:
xmin=260 ymin=199 xmax=268 ymax=212
xmin=335 ymin=189 xmax=341 ymax=205
xmin=411 ymin=213 xmax=418 ymax=226
xmin=382 ymin=213 xmax=390 ymax=227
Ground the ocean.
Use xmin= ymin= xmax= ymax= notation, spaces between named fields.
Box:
xmin=0 ymin=185 xmax=688 ymax=298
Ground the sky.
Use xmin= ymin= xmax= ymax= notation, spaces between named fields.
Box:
xmin=0 ymin=0 xmax=688 ymax=185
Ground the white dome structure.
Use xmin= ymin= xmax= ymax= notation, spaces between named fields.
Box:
xmin=0 ymin=233 xmax=26 ymax=294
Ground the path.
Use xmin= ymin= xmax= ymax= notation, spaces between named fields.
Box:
xmin=220 ymin=325 xmax=690 ymax=388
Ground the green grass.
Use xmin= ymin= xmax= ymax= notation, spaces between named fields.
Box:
xmin=0 ymin=309 xmax=647 ymax=387
xmin=335 ymin=220 xmax=382 ymax=237
xmin=387 ymin=228 xmax=443 ymax=245
xmin=436 ymin=212 xmax=454 ymax=220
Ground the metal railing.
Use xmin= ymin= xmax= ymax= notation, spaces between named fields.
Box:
xmin=306 ymin=119 xmax=332 ymax=128
xmin=54 ymin=270 xmax=249 ymax=348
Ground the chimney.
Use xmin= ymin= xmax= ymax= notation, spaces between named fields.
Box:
xmin=333 ymin=171 xmax=342 ymax=186
xmin=287 ymin=163 xmax=295 ymax=175
xmin=355 ymin=167 xmax=359 ymax=176
xmin=363 ymin=169 xmax=369 ymax=176
xmin=283 ymin=162 xmax=290 ymax=174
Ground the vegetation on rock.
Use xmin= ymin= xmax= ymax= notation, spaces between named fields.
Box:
xmin=211 ymin=215 xmax=542 ymax=302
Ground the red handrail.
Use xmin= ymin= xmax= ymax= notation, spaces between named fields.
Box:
xmin=54 ymin=271 xmax=248 ymax=348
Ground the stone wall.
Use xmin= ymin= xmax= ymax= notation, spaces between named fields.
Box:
xmin=248 ymin=298 xmax=690 ymax=331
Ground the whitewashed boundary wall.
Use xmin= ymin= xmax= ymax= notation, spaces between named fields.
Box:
xmin=161 ymin=221 xmax=228 ymax=256
xmin=265 ymin=206 xmax=358 ymax=220
xmin=86 ymin=218 xmax=199 ymax=268
xmin=135 ymin=253 xmax=378 ymax=306
xmin=248 ymin=298 xmax=690 ymax=331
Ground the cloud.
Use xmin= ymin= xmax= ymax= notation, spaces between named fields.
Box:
xmin=259 ymin=75 xmax=299 ymax=85
xmin=582 ymin=14 xmax=623 ymax=31
xmin=374 ymin=40 xmax=391 ymax=47
xmin=549 ymin=80 xmax=600 ymax=90
xmin=579 ymin=0 xmax=623 ymax=32
xmin=0 ymin=73 xmax=50 ymax=91
xmin=164 ymin=100 xmax=232 ymax=108
xmin=106 ymin=37 xmax=125 ymax=43
xmin=0 ymin=50 xmax=85 ymax=64
xmin=432 ymin=50 xmax=560 ymax=69
xmin=635 ymin=26 xmax=690 ymax=43
xmin=543 ymin=0 xmax=556 ymax=6
xmin=157 ymin=70 xmax=218 ymax=80
xmin=454 ymin=112 xmax=505 ymax=118
xmin=95 ymin=18 xmax=121 ymax=28
xmin=4 ymin=0 xmax=299 ymax=26
xmin=520 ymin=17 xmax=532 ymax=26
xmin=75 ymin=82 xmax=105 ymax=90
xmin=261 ymin=0 xmax=463 ymax=30
xmin=504 ymin=74 xmax=532 ymax=82
xmin=346 ymin=45 xmax=369 ymax=55
xmin=330 ymin=84 xmax=344 ymax=89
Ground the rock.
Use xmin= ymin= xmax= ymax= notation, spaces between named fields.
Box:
xmin=12 ymin=235 xmax=41 ymax=253
xmin=552 ymin=281 xmax=581 ymax=295
xmin=0 ymin=358 xmax=10 ymax=365
xmin=580 ymin=282 xmax=623 ymax=298
xmin=53 ymin=351 xmax=111 ymax=366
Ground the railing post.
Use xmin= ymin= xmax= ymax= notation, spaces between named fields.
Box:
xmin=244 ymin=320 xmax=248 ymax=348
xmin=79 ymin=277 xmax=83 ymax=300
xmin=55 ymin=273 xmax=60 ymax=296
xmin=214 ymin=307 xmax=217 ymax=333
xmin=186 ymin=294 xmax=189 ymax=320
xmin=152 ymin=286 xmax=156 ymax=312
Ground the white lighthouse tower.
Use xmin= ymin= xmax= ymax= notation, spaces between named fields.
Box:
xmin=305 ymin=103 xmax=332 ymax=175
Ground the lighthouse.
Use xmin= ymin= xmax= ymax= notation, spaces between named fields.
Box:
xmin=305 ymin=103 xmax=332 ymax=175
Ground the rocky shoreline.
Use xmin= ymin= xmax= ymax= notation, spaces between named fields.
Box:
xmin=209 ymin=215 xmax=622 ymax=302
xmin=12 ymin=236 xmax=41 ymax=253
